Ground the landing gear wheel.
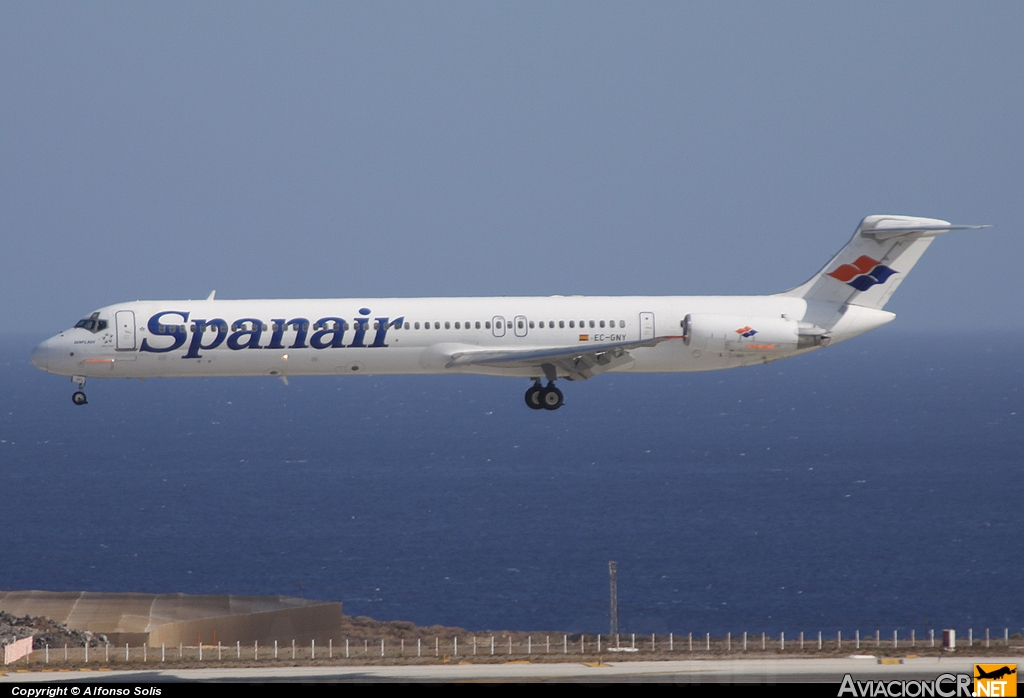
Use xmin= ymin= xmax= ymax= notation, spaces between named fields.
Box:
xmin=525 ymin=384 xmax=543 ymax=410
xmin=540 ymin=384 xmax=563 ymax=410
xmin=72 ymin=391 xmax=88 ymax=406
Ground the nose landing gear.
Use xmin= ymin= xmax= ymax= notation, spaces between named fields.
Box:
xmin=525 ymin=381 xmax=563 ymax=411
xmin=71 ymin=376 xmax=88 ymax=406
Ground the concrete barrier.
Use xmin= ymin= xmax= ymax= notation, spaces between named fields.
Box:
xmin=3 ymin=636 xmax=32 ymax=665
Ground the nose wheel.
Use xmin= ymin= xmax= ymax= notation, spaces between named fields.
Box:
xmin=525 ymin=381 xmax=563 ymax=410
xmin=71 ymin=376 xmax=88 ymax=406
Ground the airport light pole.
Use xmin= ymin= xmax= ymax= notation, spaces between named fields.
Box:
xmin=609 ymin=561 xmax=619 ymax=639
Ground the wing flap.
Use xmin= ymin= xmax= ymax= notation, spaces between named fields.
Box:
xmin=446 ymin=336 xmax=676 ymax=380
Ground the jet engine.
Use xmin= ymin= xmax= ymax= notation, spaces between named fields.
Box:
xmin=682 ymin=313 xmax=801 ymax=353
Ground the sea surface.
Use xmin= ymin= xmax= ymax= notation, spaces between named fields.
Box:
xmin=0 ymin=329 xmax=1020 ymax=637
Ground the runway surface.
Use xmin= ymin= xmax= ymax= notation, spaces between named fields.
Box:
xmin=2 ymin=656 xmax=1018 ymax=683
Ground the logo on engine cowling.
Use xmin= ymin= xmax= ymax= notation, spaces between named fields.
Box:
xmin=827 ymin=255 xmax=897 ymax=291
xmin=735 ymin=326 xmax=757 ymax=338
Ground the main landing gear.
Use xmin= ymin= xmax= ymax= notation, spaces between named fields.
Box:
xmin=525 ymin=381 xmax=563 ymax=411
xmin=71 ymin=376 xmax=88 ymax=406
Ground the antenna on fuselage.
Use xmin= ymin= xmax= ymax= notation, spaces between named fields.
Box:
xmin=206 ymin=290 xmax=216 ymax=301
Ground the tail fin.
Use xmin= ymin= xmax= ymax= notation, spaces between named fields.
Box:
xmin=781 ymin=215 xmax=987 ymax=310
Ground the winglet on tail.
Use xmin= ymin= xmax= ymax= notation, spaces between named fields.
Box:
xmin=781 ymin=215 xmax=989 ymax=312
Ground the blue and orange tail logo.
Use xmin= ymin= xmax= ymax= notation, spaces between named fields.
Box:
xmin=828 ymin=255 xmax=897 ymax=291
xmin=735 ymin=326 xmax=757 ymax=338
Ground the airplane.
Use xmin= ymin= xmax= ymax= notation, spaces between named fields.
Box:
xmin=31 ymin=215 xmax=986 ymax=410
xmin=975 ymin=666 xmax=1017 ymax=681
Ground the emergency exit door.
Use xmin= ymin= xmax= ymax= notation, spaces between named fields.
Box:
xmin=639 ymin=312 xmax=655 ymax=341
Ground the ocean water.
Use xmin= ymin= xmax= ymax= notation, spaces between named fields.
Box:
xmin=0 ymin=329 xmax=1020 ymax=637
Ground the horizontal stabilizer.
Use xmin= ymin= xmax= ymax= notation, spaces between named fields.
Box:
xmin=861 ymin=223 xmax=990 ymax=241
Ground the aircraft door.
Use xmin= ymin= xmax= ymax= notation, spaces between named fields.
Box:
xmin=514 ymin=315 xmax=528 ymax=337
xmin=115 ymin=310 xmax=136 ymax=350
xmin=492 ymin=316 xmax=506 ymax=337
xmin=639 ymin=312 xmax=655 ymax=340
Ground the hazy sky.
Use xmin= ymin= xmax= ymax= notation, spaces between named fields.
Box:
xmin=2 ymin=3 xmax=1021 ymax=333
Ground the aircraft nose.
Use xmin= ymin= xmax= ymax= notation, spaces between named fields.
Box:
xmin=31 ymin=336 xmax=59 ymax=372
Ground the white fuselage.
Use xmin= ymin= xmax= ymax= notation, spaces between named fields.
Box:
xmin=32 ymin=215 xmax=977 ymax=408
xmin=31 ymin=293 xmax=837 ymax=381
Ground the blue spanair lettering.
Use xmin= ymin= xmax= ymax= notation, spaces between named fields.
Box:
xmin=265 ymin=319 xmax=287 ymax=350
xmin=310 ymin=317 xmax=347 ymax=349
xmin=140 ymin=311 xmax=190 ymax=353
xmin=183 ymin=319 xmax=228 ymax=358
xmin=227 ymin=318 xmax=264 ymax=350
xmin=349 ymin=308 xmax=371 ymax=348
xmin=370 ymin=316 xmax=404 ymax=347
xmin=287 ymin=318 xmax=310 ymax=349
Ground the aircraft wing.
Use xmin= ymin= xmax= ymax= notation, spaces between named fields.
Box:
xmin=445 ymin=336 xmax=677 ymax=381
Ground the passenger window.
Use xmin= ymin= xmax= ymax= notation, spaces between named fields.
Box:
xmin=475 ymin=321 xmax=481 ymax=329
xmin=619 ymin=320 xmax=625 ymax=328
xmin=600 ymin=321 xmax=605 ymax=328
xmin=559 ymin=321 xmax=565 ymax=328
xmin=528 ymin=320 xmax=534 ymax=329
xmin=455 ymin=322 xmax=460 ymax=329
xmin=589 ymin=320 xmax=595 ymax=328
xmin=404 ymin=322 xmax=410 ymax=330
xmin=434 ymin=322 xmax=440 ymax=329
xmin=445 ymin=321 xmax=450 ymax=329
xmin=569 ymin=321 xmax=575 ymax=328
xmin=485 ymin=321 xmax=491 ymax=329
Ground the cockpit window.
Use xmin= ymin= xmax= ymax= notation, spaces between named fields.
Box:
xmin=74 ymin=312 xmax=107 ymax=333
